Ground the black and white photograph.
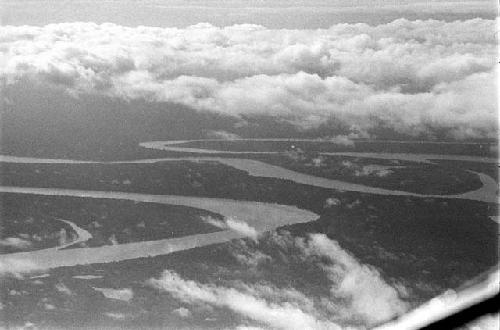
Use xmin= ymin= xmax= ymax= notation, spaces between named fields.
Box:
xmin=0 ymin=1 xmax=498 ymax=329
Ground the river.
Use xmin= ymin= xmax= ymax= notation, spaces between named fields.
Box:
xmin=0 ymin=139 xmax=497 ymax=271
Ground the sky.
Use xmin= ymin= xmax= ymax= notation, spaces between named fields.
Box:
xmin=2 ymin=0 xmax=497 ymax=27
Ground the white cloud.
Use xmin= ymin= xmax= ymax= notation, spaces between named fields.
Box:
xmin=0 ymin=258 xmax=42 ymax=276
xmin=326 ymin=135 xmax=355 ymax=146
xmin=354 ymin=165 xmax=395 ymax=177
xmin=262 ymin=232 xmax=409 ymax=324
xmin=200 ymin=215 xmax=226 ymax=228
xmin=94 ymin=287 xmax=134 ymax=302
xmin=201 ymin=216 xmax=259 ymax=241
xmin=172 ymin=307 xmax=192 ymax=318
xmin=206 ymin=130 xmax=241 ymax=140
xmin=150 ymin=233 xmax=409 ymax=328
xmin=150 ymin=270 xmax=341 ymax=330
xmin=306 ymin=234 xmax=408 ymax=324
xmin=324 ymin=197 xmax=341 ymax=208
xmin=235 ymin=326 xmax=265 ymax=330
xmin=1 ymin=18 xmax=496 ymax=138
xmin=0 ymin=237 xmax=32 ymax=249
xmin=104 ymin=312 xmax=129 ymax=320
xmin=234 ymin=248 xmax=272 ymax=268
xmin=55 ymin=282 xmax=73 ymax=295
xmin=225 ymin=218 xmax=259 ymax=241
xmin=44 ymin=303 xmax=56 ymax=310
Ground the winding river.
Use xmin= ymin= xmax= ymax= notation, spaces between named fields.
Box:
xmin=141 ymin=139 xmax=499 ymax=164
xmin=0 ymin=186 xmax=317 ymax=272
xmin=0 ymin=139 xmax=498 ymax=272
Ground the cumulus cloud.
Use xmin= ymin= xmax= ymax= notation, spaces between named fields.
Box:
xmin=150 ymin=233 xmax=409 ymax=329
xmin=0 ymin=237 xmax=32 ymax=249
xmin=354 ymin=165 xmax=396 ymax=177
xmin=234 ymin=245 xmax=272 ymax=268
xmin=305 ymin=234 xmax=408 ymax=324
xmin=324 ymin=197 xmax=341 ymax=208
xmin=150 ymin=270 xmax=340 ymax=330
xmin=201 ymin=216 xmax=259 ymax=241
xmin=94 ymin=287 xmax=134 ymax=302
xmin=326 ymin=135 xmax=355 ymax=146
xmin=172 ymin=307 xmax=192 ymax=318
xmin=262 ymin=232 xmax=409 ymax=325
xmin=104 ymin=312 xmax=129 ymax=320
xmin=55 ymin=282 xmax=73 ymax=295
xmin=206 ymin=130 xmax=241 ymax=140
xmin=1 ymin=18 xmax=496 ymax=138
xmin=0 ymin=257 xmax=42 ymax=277
xmin=235 ymin=326 xmax=266 ymax=330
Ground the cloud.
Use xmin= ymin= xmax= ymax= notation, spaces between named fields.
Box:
xmin=262 ymin=232 xmax=409 ymax=324
xmin=234 ymin=247 xmax=272 ymax=268
xmin=150 ymin=270 xmax=341 ymax=330
xmin=1 ymin=19 xmax=496 ymax=139
xmin=225 ymin=218 xmax=259 ymax=241
xmin=201 ymin=216 xmax=259 ymax=241
xmin=324 ymin=197 xmax=341 ymax=208
xmin=354 ymin=165 xmax=395 ymax=177
xmin=330 ymin=135 xmax=355 ymax=146
xmin=104 ymin=312 xmax=129 ymax=320
xmin=305 ymin=234 xmax=408 ymax=324
xmin=0 ymin=257 xmax=42 ymax=277
xmin=94 ymin=287 xmax=134 ymax=302
xmin=0 ymin=237 xmax=32 ymax=249
xmin=172 ymin=307 xmax=192 ymax=318
xmin=150 ymin=233 xmax=409 ymax=328
xmin=55 ymin=282 xmax=73 ymax=295
xmin=235 ymin=326 xmax=266 ymax=330
xmin=206 ymin=130 xmax=241 ymax=140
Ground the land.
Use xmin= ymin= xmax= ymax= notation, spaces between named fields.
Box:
xmin=255 ymin=153 xmax=484 ymax=195
xmin=2 ymin=150 xmax=493 ymax=197
xmin=181 ymin=139 xmax=496 ymax=157
xmin=1 ymin=161 xmax=497 ymax=328
xmin=0 ymin=133 xmax=498 ymax=329
xmin=1 ymin=191 xmax=497 ymax=328
xmin=1 ymin=193 xmax=222 ymax=251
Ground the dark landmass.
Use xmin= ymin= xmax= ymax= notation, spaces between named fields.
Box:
xmin=0 ymin=193 xmax=222 ymax=251
xmin=255 ymin=153 xmax=485 ymax=195
xmin=1 ymin=151 xmax=489 ymax=197
xmin=1 ymin=83 xmax=498 ymax=329
xmin=1 ymin=190 xmax=496 ymax=328
xmin=431 ymin=160 xmax=499 ymax=182
xmin=1 ymin=194 xmax=69 ymax=253
xmin=183 ymin=139 xmax=497 ymax=157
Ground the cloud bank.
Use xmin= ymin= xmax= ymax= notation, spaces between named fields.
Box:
xmin=150 ymin=233 xmax=409 ymax=329
xmin=151 ymin=271 xmax=339 ymax=330
xmin=1 ymin=18 xmax=497 ymax=138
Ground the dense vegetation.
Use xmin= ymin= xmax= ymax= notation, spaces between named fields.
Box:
xmin=1 ymin=185 xmax=497 ymax=328
xmin=256 ymin=153 xmax=485 ymax=195
xmin=1 ymin=193 xmax=222 ymax=251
